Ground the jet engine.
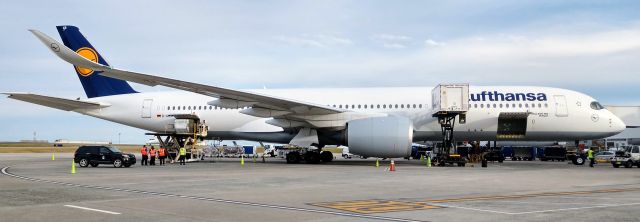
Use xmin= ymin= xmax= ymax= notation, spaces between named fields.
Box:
xmin=346 ymin=116 xmax=413 ymax=158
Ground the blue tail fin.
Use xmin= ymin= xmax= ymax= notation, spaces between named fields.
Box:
xmin=56 ymin=25 xmax=137 ymax=98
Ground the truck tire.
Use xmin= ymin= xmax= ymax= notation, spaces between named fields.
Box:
xmin=286 ymin=152 xmax=301 ymax=164
xmin=573 ymin=157 xmax=585 ymax=165
xmin=113 ymin=159 xmax=123 ymax=168
xmin=78 ymin=158 xmax=89 ymax=167
xmin=320 ymin=151 xmax=333 ymax=162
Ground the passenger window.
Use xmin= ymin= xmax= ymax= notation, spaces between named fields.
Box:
xmin=419 ymin=104 xmax=423 ymax=108
xmin=100 ymin=147 xmax=110 ymax=154
xmin=358 ymin=104 xmax=361 ymax=109
xmin=395 ymin=104 xmax=398 ymax=108
xmin=493 ymin=104 xmax=496 ymax=108
xmin=525 ymin=104 xmax=529 ymax=108
xmin=401 ymin=104 xmax=404 ymax=108
xmin=377 ymin=104 xmax=380 ymax=109
xmin=544 ymin=103 xmax=548 ymax=108
xmin=499 ymin=104 xmax=503 ymax=108
xmin=538 ymin=103 xmax=541 ymax=108
xmin=519 ymin=104 xmax=522 ymax=108
xmin=177 ymin=106 xmax=181 ymax=110
xmin=413 ymin=104 xmax=416 ymax=108
xmin=480 ymin=104 xmax=484 ymax=108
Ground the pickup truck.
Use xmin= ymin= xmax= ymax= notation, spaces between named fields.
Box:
xmin=610 ymin=145 xmax=640 ymax=168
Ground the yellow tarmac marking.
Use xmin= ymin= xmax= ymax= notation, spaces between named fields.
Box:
xmin=311 ymin=200 xmax=442 ymax=214
xmin=312 ymin=187 xmax=640 ymax=214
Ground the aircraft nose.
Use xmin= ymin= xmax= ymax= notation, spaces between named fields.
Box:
xmin=611 ymin=115 xmax=626 ymax=134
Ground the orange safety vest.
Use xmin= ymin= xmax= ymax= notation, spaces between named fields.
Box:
xmin=150 ymin=149 xmax=156 ymax=157
xmin=159 ymin=148 xmax=166 ymax=157
xmin=141 ymin=147 xmax=148 ymax=155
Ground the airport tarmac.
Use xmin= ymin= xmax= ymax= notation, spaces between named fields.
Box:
xmin=0 ymin=153 xmax=639 ymax=222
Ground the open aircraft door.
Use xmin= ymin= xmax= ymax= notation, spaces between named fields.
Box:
xmin=141 ymin=99 xmax=153 ymax=118
xmin=554 ymin=95 xmax=568 ymax=117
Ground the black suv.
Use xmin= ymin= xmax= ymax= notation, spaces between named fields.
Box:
xmin=74 ymin=146 xmax=136 ymax=168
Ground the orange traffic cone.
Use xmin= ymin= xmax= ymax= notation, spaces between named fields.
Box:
xmin=390 ymin=160 xmax=396 ymax=172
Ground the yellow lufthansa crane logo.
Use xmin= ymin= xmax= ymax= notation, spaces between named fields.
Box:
xmin=74 ymin=47 xmax=98 ymax=76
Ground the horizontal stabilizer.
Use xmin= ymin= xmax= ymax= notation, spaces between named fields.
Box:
xmin=3 ymin=93 xmax=109 ymax=111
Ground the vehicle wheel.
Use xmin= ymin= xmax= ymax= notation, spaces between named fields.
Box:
xmin=78 ymin=158 xmax=89 ymax=167
xmin=90 ymin=163 xmax=98 ymax=167
xmin=624 ymin=160 xmax=633 ymax=168
xmin=320 ymin=151 xmax=333 ymax=162
xmin=573 ymin=157 xmax=585 ymax=165
xmin=124 ymin=163 xmax=131 ymax=168
xmin=612 ymin=163 xmax=620 ymax=168
xmin=286 ymin=152 xmax=301 ymax=164
xmin=305 ymin=152 xmax=321 ymax=164
xmin=113 ymin=159 xmax=123 ymax=168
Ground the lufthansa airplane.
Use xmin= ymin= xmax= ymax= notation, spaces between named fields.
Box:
xmin=4 ymin=26 xmax=626 ymax=158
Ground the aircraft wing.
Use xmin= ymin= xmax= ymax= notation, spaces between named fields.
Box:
xmin=29 ymin=29 xmax=341 ymax=117
xmin=3 ymin=93 xmax=108 ymax=111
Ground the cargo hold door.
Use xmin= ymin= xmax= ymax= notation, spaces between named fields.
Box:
xmin=141 ymin=99 xmax=153 ymax=118
xmin=497 ymin=112 xmax=529 ymax=139
xmin=554 ymin=95 xmax=568 ymax=117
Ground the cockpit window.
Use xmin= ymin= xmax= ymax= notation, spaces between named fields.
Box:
xmin=590 ymin=101 xmax=604 ymax=110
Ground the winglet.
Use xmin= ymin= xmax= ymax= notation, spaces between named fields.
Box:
xmin=29 ymin=29 xmax=110 ymax=72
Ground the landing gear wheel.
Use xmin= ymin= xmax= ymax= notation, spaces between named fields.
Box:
xmin=305 ymin=152 xmax=321 ymax=164
xmin=113 ymin=159 xmax=123 ymax=168
xmin=320 ymin=151 xmax=333 ymax=162
xmin=286 ymin=152 xmax=301 ymax=164
xmin=78 ymin=159 xmax=89 ymax=167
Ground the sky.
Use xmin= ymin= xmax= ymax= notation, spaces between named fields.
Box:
xmin=1 ymin=0 xmax=640 ymax=144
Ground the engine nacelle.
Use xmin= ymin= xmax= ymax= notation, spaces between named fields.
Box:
xmin=346 ymin=116 xmax=413 ymax=158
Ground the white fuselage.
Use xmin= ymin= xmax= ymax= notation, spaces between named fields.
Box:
xmin=77 ymin=86 xmax=626 ymax=143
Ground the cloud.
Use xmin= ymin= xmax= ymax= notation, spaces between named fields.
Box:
xmin=371 ymin=34 xmax=413 ymax=49
xmin=273 ymin=34 xmax=352 ymax=48
xmin=424 ymin=39 xmax=442 ymax=47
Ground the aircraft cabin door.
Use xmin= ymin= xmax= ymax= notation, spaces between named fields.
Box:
xmin=142 ymin=99 xmax=153 ymax=118
xmin=554 ymin=95 xmax=568 ymax=117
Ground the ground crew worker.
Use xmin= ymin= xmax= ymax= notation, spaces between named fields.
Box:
xmin=149 ymin=146 xmax=157 ymax=166
xmin=140 ymin=145 xmax=148 ymax=166
xmin=588 ymin=149 xmax=595 ymax=167
xmin=179 ymin=147 xmax=187 ymax=165
xmin=158 ymin=147 xmax=166 ymax=165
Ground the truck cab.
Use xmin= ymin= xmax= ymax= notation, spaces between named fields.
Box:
xmin=611 ymin=145 xmax=640 ymax=168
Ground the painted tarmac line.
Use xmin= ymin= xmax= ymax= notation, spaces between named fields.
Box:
xmin=1 ymin=166 xmax=428 ymax=222
xmin=433 ymin=202 xmax=640 ymax=215
xmin=64 ymin=205 xmax=121 ymax=215
xmin=507 ymin=202 xmax=640 ymax=215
